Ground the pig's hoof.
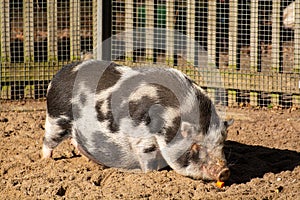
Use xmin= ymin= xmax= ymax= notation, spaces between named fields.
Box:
xmin=42 ymin=145 xmax=53 ymax=159
xmin=70 ymin=138 xmax=77 ymax=147
xmin=70 ymin=138 xmax=82 ymax=155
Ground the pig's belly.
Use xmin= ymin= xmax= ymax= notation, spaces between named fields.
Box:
xmin=73 ymin=132 xmax=141 ymax=169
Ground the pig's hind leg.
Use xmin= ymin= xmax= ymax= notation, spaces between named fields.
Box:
xmin=42 ymin=115 xmax=72 ymax=158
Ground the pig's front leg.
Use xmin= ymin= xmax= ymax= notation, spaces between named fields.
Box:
xmin=132 ymin=137 xmax=167 ymax=172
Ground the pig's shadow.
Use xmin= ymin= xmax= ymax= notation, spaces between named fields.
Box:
xmin=224 ymin=140 xmax=300 ymax=185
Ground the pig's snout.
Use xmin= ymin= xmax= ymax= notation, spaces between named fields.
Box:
xmin=217 ymin=167 xmax=230 ymax=181
xmin=204 ymin=161 xmax=230 ymax=181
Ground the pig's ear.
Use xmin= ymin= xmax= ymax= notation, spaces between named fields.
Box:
xmin=181 ymin=121 xmax=194 ymax=138
xmin=224 ymin=119 xmax=234 ymax=128
xmin=190 ymin=143 xmax=200 ymax=158
xmin=191 ymin=143 xmax=200 ymax=154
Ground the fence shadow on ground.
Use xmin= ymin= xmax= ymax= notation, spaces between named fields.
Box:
xmin=225 ymin=140 xmax=300 ymax=185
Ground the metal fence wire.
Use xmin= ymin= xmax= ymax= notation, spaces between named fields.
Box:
xmin=0 ymin=0 xmax=300 ymax=108
xmin=0 ymin=0 xmax=94 ymax=100
xmin=111 ymin=0 xmax=300 ymax=108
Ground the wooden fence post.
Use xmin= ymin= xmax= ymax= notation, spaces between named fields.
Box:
xmin=0 ymin=1 xmax=11 ymax=99
xmin=250 ymin=1 xmax=262 ymax=106
xmin=249 ymin=1 xmax=259 ymax=106
xmin=47 ymin=0 xmax=58 ymax=62
xmin=272 ymin=0 xmax=282 ymax=72
xmin=294 ymin=2 xmax=300 ymax=107
xmin=187 ymin=0 xmax=195 ymax=67
xmin=70 ymin=0 xmax=81 ymax=61
xmin=207 ymin=0 xmax=216 ymax=102
xmin=0 ymin=0 xmax=10 ymax=63
xmin=250 ymin=1 xmax=259 ymax=72
xmin=250 ymin=91 xmax=258 ymax=107
xmin=93 ymin=0 xmax=99 ymax=59
xmin=23 ymin=0 xmax=34 ymax=99
xmin=228 ymin=90 xmax=237 ymax=107
xmin=292 ymin=94 xmax=300 ymax=108
xmin=228 ymin=0 xmax=237 ymax=69
xmin=166 ymin=1 xmax=174 ymax=66
xmin=23 ymin=0 xmax=35 ymax=62
xmin=125 ymin=0 xmax=134 ymax=63
xmin=228 ymin=0 xmax=238 ymax=106
xmin=271 ymin=93 xmax=280 ymax=106
xmin=207 ymin=0 xmax=216 ymax=68
xmin=207 ymin=88 xmax=216 ymax=103
xmin=145 ymin=1 xmax=154 ymax=63
xmin=271 ymin=0 xmax=282 ymax=106
xmin=295 ymin=1 xmax=300 ymax=73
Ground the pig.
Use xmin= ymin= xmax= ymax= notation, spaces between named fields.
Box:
xmin=42 ymin=59 xmax=233 ymax=181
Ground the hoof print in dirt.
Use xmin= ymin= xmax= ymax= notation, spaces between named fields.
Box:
xmin=0 ymin=117 xmax=9 ymax=123
xmin=55 ymin=186 xmax=66 ymax=197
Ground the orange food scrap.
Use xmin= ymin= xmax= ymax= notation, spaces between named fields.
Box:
xmin=216 ymin=181 xmax=225 ymax=188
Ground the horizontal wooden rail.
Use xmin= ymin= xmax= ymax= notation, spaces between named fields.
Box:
xmin=218 ymin=69 xmax=300 ymax=94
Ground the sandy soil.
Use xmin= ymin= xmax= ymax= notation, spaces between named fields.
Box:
xmin=0 ymin=100 xmax=299 ymax=199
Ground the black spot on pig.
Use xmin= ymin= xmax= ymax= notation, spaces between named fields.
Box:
xmin=108 ymin=118 xmax=119 ymax=133
xmin=43 ymin=128 xmax=70 ymax=148
xmin=154 ymin=83 xmax=180 ymax=108
xmin=95 ymin=95 xmax=119 ymax=133
xmin=95 ymin=100 xmax=106 ymax=122
xmin=57 ymin=118 xmax=72 ymax=130
xmin=45 ymin=118 xmax=73 ymax=145
xmin=164 ymin=116 xmax=181 ymax=143
xmin=176 ymin=144 xmax=201 ymax=168
xmin=90 ymin=131 xmax=129 ymax=167
xmin=143 ymin=144 xmax=157 ymax=153
xmin=129 ymin=96 xmax=158 ymax=126
xmin=176 ymin=149 xmax=191 ymax=167
xmin=196 ymin=90 xmax=212 ymax=135
xmin=96 ymin=62 xmax=122 ymax=92
xmin=47 ymin=61 xmax=83 ymax=119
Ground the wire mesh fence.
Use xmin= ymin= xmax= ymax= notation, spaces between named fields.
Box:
xmin=111 ymin=0 xmax=300 ymax=108
xmin=0 ymin=0 xmax=300 ymax=108
xmin=0 ymin=0 xmax=94 ymax=100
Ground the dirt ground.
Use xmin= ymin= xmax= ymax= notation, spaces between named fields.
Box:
xmin=0 ymin=100 xmax=299 ymax=199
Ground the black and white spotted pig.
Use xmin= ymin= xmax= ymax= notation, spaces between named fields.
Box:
xmin=43 ymin=60 xmax=233 ymax=181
